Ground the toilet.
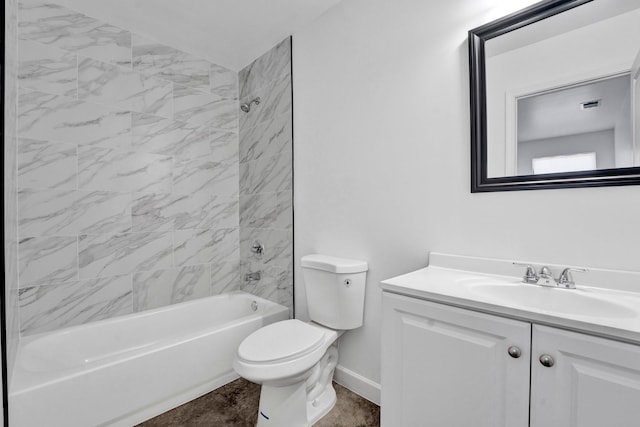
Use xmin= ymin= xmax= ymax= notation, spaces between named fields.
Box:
xmin=233 ymin=254 xmax=368 ymax=427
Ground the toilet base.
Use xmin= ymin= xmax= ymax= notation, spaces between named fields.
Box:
xmin=256 ymin=382 xmax=308 ymax=427
xmin=254 ymin=344 xmax=340 ymax=427
xmin=307 ymin=381 xmax=337 ymax=425
xmin=254 ymin=381 xmax=337 ymax=427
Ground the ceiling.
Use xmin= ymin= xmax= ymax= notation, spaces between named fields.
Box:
xmin=53 ymin=0 xmax=343 ymax=71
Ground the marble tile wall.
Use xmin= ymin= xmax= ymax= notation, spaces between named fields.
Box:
xmin=5 ymin=0 xmax=20 ymax=385
xmin=15 ymin=0 xmax=241 ymax=335
xmin=238 ymin=38 xmax=294 ymax=315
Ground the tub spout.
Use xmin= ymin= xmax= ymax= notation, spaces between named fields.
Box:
xmin=245 ymin=272 xmax=261 ymax=282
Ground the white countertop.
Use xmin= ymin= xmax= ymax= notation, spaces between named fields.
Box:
xmin=381 ymin=261 xmax=640 ymax=345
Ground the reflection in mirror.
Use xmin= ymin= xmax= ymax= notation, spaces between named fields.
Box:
xmin=516 ymin=74 xmax=632 ymax=176
xmin=470 ymin=0 xmax=640 ymax=191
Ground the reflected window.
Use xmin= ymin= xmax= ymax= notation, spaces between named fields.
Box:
xmin=532 ymin=152 xmax=597 ymax=175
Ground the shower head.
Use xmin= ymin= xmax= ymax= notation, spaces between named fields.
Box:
xmin=240 ymin=97 xmax=261 ymax=113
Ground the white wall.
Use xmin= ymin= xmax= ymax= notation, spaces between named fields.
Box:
xmin=292 ymin=0 xmax=640 ymax=402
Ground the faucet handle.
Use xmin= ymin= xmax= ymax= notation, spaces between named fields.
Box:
xmin=513 ymin=262 xmax=538 ymax=284
xmin=557 ymin=267 xmax=588 ymax=289
xmin=539 ymin=266 xmax=553 ymax=278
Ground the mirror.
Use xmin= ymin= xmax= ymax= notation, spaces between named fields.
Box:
xmin=469 ymin=0 xmax=640 ymax=192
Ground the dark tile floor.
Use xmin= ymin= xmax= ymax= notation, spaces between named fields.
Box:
xmin=138 ymin=378 xmax=380 ymax=427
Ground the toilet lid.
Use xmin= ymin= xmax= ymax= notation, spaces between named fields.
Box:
xmin=238 ymin=319 xmax=325 ymax=364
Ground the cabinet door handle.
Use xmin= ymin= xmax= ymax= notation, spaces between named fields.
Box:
xmin=507 ymin=346 xmax=522 ymax=358
xmin=539 ymin=354 xmax=555 ymax=367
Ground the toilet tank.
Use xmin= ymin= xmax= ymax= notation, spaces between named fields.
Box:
xmin=301 ymin=254 xmax=368 ymax=330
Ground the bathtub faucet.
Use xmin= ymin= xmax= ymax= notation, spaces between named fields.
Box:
xmin=245 ymin=272 xmax=261 ymax=282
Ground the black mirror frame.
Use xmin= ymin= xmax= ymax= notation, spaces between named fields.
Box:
xmin=469 ymin=0 xmax=640 ymax=192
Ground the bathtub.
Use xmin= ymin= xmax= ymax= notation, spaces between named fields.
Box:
xmin=9 ymin=291 xmax=288 ymax=427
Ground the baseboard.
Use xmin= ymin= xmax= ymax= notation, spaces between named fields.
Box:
xmin=333 ymin=364 xmax=381 ymax=406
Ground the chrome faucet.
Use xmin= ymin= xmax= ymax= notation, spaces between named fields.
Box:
xmin=245 ymin=272 xmax=261 ymax=282
xmin=557 ymin=267 xmax=588 ymax=289
xmin=537 ymin=266 xmax=557 ymax=287
xmin=513 ymin=263 xmax=588 ymax=289
xmin=513 ymin=262 xmax=538 ymax=284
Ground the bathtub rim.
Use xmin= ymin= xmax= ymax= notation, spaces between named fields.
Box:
xmin=10 ymin=291 xmax=288 ymax=394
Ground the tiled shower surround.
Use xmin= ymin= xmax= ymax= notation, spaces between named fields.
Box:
xmin=238 ymin=39 xmax=294 ymax=315
xmin=13 ymin=0 xmax=293 ymax=335
xmin=5 ymin=0 xmax=20 ymax=381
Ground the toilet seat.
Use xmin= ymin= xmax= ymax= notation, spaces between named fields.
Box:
xmin=238 ymin=319 xmax=325 ymax=364
xmin=233 ymin=320 xmax=338 ymax=384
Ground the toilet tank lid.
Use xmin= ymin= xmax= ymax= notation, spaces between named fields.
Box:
xmin=301 ymin=254 xmax=368 ymax=273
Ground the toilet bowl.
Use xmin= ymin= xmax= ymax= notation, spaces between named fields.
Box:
xmin=234 ymin=319 xmax=343 ymax=426
xmin=234 ymin=254 xmax=368 ymax=427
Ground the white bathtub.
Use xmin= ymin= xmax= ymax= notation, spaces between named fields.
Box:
xmin=9 ymin=291 xmax=288 ymax=427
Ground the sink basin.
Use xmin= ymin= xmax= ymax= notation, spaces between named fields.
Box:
xmin=468 ymin=283 xmax=637 ymax=318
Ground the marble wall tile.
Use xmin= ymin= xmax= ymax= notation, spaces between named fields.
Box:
xmin=239 ymin=74 xmax=291 ymax=130
xmin=132 ymin=113 xmax=209 ymax=158
xmin=6 ymin=0 xmax=21 ymax=381
xmin=239 ymin=112 xmax=291 ymax=163
xmin=211 ymin=260 xmax=241 ymax=294
xmin=209 ymin=195 xmax=240 ymax=229
xmin=132 ymin=34 xmax=209 ymax=91
xmin=132 ymin=191 xmax=214 ymax=232
xmin=239 ymin=38 xmax=291 ymax=99
xmin=18 ymin=137 xmax=77 ymax=190
xmin=240 ymin=194 xmax=277 ymax=229
xmin=239 ymin=150 xmax=292 ymax=195
xmin=278 ymin=281 xmax=294 ymax=318
xmin=133 ymin=265 xmax=210 ymax=311
xmin=18 ymin=88 xmax=132 ymax=149
xmin=238 ymin=38 xmax=293 ymax=311
xmin=210 ymin=64 xmax=238 ymax=100
xmin=18 ymin=188 xmax=131 ymax=237
xmin=274 ymin=191 xmax=293 ymax=230
xmin=240 ymin=262 xmax=291 ymax=302
xmin=209 ymin=99 xmax=238 ymax=131
xmin=18 ymin=235 xmax=78 ymax=286
xmin=19 ymin=275 xmax=133 ymax=335
xmin=78 ymin=146 xmax=172 ymax=194
xmin=239 ymin=261 xmax=278 ymax=302
xmin=78 ymin=231 xmax=173 ymax=279
xmin=173 ymin=84 xmax=237 ymax=129
xmin=173 ymin=158 xmax=238 ymax=196
xmin=174 ymin=227 xmax=239 ymax=267
xmin=240 ymin=228 xmax=292 ymax=269
xmin=78 ymin=57 xmax=172 ymax=118
xmin=13 ymin=1 xmax=244 ymax=334
xmin=18 ymin=39 xmax=77 ymax=97
xmin=132 ymin=193 xmax=237 ymax=232
xmin=240 ymin=281 xmax=278 ymax=303
xmin=18 ymin=0 xmax=132 ymax=66
xmin=210 ymin=130 xmax=239 ymax=164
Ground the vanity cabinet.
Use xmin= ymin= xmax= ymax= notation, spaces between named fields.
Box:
xmin=382 ymin=292 xmax=640 ymax=427
xmin=381 ymin=292 xmax=531 ymax=427
xmin=530 ymin=325 xmax=640 ymax=427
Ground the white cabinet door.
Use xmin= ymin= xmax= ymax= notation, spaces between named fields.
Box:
xmin=531 ymin=325 xmax=640 ymax=427
xmin=381 ymin=292 xmax=531 ymax=427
